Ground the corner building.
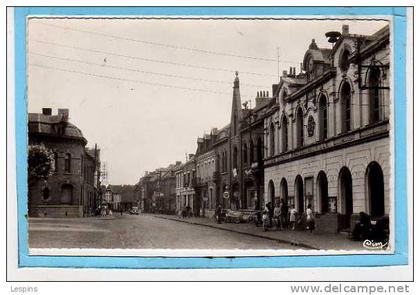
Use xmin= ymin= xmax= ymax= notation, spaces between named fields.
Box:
xmin=263 ymin=25 xmax=390 ymax=233
xmin=28 ymin=108 xmax=100 ymax=217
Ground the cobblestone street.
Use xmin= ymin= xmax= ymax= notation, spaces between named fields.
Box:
xmin=28 ymin=214 xmax=299 ymax=249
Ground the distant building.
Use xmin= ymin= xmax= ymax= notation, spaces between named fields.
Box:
xmin=135 ymin=162 xmax=181 ymax=214
xmin=175 ymin=155 xmax=196 ymax=215
xmin=108 ymin=185 xmax=137 ymax=211
xmin=195 ymin=132 xmax=217 ymax=217
xmin=28 ymin=108 xmax=100 ymax=217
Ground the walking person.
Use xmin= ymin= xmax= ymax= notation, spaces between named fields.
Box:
xmin=215 ymin=204 xmax=222 ymax=224
xmin=289 ymin=206 xmax=298 ymax=231
xmin=262 ymin=206 xmax=270 ymax=232
xmin=280 ymin=199 xmax=289 ymax=230
xmin=306 ymin=204 xmax=315 ymax=233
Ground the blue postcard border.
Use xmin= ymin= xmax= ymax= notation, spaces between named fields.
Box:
xmin=14 ymin=6 xmax=409 ymax=269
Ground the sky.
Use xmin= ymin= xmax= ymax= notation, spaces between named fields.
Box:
xmin=27 ymin=17 xmax=388 ymax=185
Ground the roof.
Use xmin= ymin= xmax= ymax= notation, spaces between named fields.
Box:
xmin=28 ymin=113 xmax=87 ymax=144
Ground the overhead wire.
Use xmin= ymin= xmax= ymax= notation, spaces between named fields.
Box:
xmin=29 ymin=63 xmax=234 ymax=96
xmin=34 ymin=22 xmax=298 ymax=64
xmin=29 ymin=51 xmax=268 ymax=88
xmin=30 ymin=39 xmax=278 ymax=78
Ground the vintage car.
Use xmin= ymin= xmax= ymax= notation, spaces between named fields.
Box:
xmin=225 ymin=209 xmax=243 ymax=223
xmin=129 ymin=206 xmax=139 ymax=215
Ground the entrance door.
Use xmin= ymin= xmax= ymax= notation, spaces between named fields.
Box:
xmin=268 ymin=180 xmax=275 ymax=207
xmin=61 ymin=184 xmax=73 ymax=204
xmin=295 ymin=175 xmax=304 ymax=214
xmin=339 ymin=167 xmax=353 ymax=229
xmin=367 ymin=162 xmax=385 ymax=219
xmin=317 ymin=171 xmax=329 ymax=214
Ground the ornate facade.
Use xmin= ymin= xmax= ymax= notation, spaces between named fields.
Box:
xmin=263 ymin=25 xmax=390 ymax=233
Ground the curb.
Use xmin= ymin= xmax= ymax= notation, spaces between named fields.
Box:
xmin=154 ymin=215 xmax=319 ymax=250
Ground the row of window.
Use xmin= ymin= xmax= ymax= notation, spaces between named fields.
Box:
xmin=268 ymin=69 xmax=384 ymax=157
xmin=53 ymin=152 xmax=72 ymax=173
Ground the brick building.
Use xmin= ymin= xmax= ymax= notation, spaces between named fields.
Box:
xmin=195 ymin=131 xmax=218 ymax=217
xmin=175 ymin=155 xmax=196 ymax=215
xmin=28 ymin=108 xmax=100 ymax=217
xmin=263 ymin=25 xmax=390 ymax=233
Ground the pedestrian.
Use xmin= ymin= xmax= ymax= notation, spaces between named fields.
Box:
xmin=120 ymin=207 xmax=123 ymax=216
xmin=280 ymin=199 xmax=289 ymax=230
xmin=273 ymin=203 xmax=281 ymax=230
xmin=262 ymin=207 xmax=270 ymax=232
xmin=306 ymin=204 xmax=315 ymax=233
xmin=215 ymin=205 xmax=222 ymax=224
xmin=289 ymin=206 xmax=298 ymax=230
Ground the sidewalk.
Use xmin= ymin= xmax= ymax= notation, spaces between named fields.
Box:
xmin=154 ymin=214 xmax=366 ymax=251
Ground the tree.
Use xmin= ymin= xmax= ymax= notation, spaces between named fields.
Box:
xmin=28 ymin=144 xmax=54 ymax=186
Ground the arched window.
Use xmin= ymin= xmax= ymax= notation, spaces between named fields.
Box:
xmin=257 ymin=137 xmax=263 ymax=162
xmin=366 ymin=162 xmax=385 ymax=219
xmin=296 ymin=107 xmax=304 ymax=148
xmin=340 ymin=49 xmax=350 ymax=72
xmin=42 ymin=187 xmax=50 ymax=201
xmin=64 ymin=153 xmax=71 ymax=172
xmin=319 ymin=95 xmax=328 ymax=141
xmin=368 ymin=67 xmax=381 ymax=124
xmin=268 ymin=180 xmax=275 ymax=205
xmin=341 ymin=82 xmax=352 ymax=133
xmin=317 ymin=171 xmax=329 ymax=214
xmin=280 ymin=178 xmax=288 ymax=202
xmin=295 ymin=175 xmax=304 ymax=213
xmin=243 ymin=144 xmax=248 ymax=164
xmin=338 ymin=167 xmax=353 ymax=230
xmin=269 ymin=122 xmax=275 ymax=156
xmin=249 ymin=139 xmax=254 ymax=163
xmin=281 ymin=115 xmax=288 ymax=152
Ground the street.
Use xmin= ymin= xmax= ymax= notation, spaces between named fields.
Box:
xmin=28 ymin=214 xmax=297 ymax=249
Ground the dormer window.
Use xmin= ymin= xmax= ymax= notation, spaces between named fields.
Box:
xmin=339 ymin=49 xmax=350 ymax=72
xmin=307 ymin=56 xmax=314 ymax=73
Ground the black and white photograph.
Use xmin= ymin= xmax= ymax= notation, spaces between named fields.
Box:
xmin=26 ymin=16 xmax=393 ymax=255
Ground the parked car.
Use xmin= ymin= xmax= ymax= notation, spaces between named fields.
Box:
xmin=225 ymin=210 xmax=244 ymax=224
xmin=129 ymin=206 xmax=139 ymax=215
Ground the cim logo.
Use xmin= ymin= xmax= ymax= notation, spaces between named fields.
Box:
xmin=363 ymin=239 xmax=388 ymax=250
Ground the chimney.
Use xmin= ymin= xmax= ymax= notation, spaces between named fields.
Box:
xmin=145 ymin=171 xmax=149 ymax=176
xmin=300 ymin=63 xmax=303 ymax=73
xmin=289 ymin=67 xmax=293 ymax=76
xmin=282 ymin=70 xmax=288 ymax=77
xmin=58 ymin=108 xmax=69 ymax=122
xmin=175 ymin=161 xmax=182 ymax=165
xmin=189 ymin=153 xmax=194 ymax=160
xmin=42 ymin=108 xmax=52 ymax=116
xmin=342 ymin=24 xmax=349 ymax=35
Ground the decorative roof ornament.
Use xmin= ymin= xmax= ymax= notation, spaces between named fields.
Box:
xmin=309 ymin=39 xmax=319 ymax=50
xmin=234 ymin=71 xmax=240 ymax=88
